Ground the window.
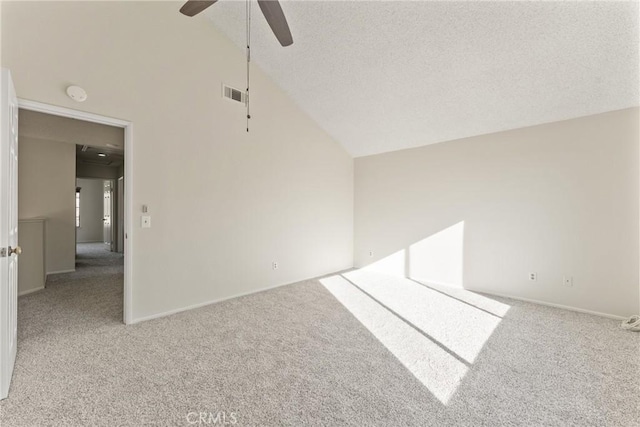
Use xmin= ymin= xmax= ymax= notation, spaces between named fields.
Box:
xmin=75 ymin=187 xmax=81 ymax=228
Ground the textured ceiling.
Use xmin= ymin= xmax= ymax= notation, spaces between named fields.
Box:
xmin=207 ymin=1 xmax=639 ymax=157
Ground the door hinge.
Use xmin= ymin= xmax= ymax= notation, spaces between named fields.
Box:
xmin=0 ymin=248 xmax=6 ymax=257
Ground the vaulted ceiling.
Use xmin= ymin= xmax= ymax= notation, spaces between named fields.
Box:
xmin=207 ymin=1 xmax=639 ymax=157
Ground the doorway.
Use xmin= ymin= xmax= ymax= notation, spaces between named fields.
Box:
xmin=75 ymin=143 xmax=125 ymax=255
xmin=74 ymin=177 xmax=123 ymax=291
xmin=17 ymin=100 xmax=133 ymax=324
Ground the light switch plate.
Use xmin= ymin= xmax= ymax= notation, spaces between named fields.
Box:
xmin=141 ymin=216 xmax=151 ymax=228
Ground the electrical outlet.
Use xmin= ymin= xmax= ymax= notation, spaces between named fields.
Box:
xmin=529 ymin=272 xmax=537 ymax=281
xmin=563 ymin=276 xmax=573 ymax=287
xmin=272 ymin=262 xmax=278 ymax=270
xmin=369 ymin=251 xmax=373 ymax=257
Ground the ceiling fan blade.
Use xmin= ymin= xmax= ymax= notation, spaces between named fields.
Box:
xmin=180 ymin=0 xmax=218 ymax=17
xmin=257 ymin=0 xmax=293 ymax=47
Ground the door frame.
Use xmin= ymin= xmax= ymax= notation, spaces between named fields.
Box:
xmin=117 ymin=176 xmax=124 ymax=254
xmin=18 ymin=99 xmax=134 ymax=325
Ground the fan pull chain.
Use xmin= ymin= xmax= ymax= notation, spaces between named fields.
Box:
xmin=246 ymin=0 xmax=252 ymax=132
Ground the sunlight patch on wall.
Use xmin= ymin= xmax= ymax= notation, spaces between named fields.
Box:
xmin=320 ymin=275 xmax=468 ymax=404
xmin=361 ymin=221 xmax=464 ymax=287
xmin=409 ymin=221 xmax=464 ymax=287
xmin=361 ymin=248 xmax=406 ymax=277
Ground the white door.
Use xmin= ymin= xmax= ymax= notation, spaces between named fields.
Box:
xmin=0 ymin=68 xmax=20 ymax=400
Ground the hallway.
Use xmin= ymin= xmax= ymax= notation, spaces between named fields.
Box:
xmin=24 ymin=242 xmax=123 ymax=328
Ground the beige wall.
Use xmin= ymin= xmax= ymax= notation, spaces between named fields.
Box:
xmin=2 ymin=1 xmax=353 ymax=321
xmin=76 ymin=178 xmax=104 ymax=243
xmin=17 ymin=218 xmax=46 ymax=295
xmin=18 ymin=136 xmax=76 ymax=274
xmin=354 ymin=108 xmax=639 ymax=318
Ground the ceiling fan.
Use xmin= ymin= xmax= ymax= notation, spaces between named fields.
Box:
xmin=180 ymin=0 xmax=294 ymax=47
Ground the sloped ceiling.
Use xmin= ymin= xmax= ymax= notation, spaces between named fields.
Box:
xmin=206 ymin=1 xmax=639 ymax=157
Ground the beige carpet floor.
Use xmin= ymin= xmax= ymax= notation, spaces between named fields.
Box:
xmin=0 ymin=243 xmax=638 ymax=426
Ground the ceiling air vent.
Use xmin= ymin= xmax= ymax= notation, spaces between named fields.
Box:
xmin=222 ymin=84 xmax=246 ymax=104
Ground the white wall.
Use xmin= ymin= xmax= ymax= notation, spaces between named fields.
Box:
xmin=18 ymin=136 xmax=76 ymax=274
xmin=2 ymin=2 xmax=353 ymax=321
xmin=354 ymin=108 xmax=639 ymax=318
xmin=76 ymin=178 xmax=104 ymax=243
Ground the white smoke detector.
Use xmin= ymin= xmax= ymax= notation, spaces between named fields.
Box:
xmin=66 ymin=85 xmax=87 ymax=102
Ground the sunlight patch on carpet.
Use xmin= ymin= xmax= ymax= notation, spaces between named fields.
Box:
xmin=321 ymin=271 xmax=510 ymax=404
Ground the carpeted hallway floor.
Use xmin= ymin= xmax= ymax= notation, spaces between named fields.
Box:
xmin=0 ymin=244 xmax=638 ymax=426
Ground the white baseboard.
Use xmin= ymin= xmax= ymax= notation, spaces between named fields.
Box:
xmin=76 ymin=240 xmax=103 ymax=244
xmin=46 ymin=269 xmax=75 ymax=276
xmin=132 ymin=268 xmax=626 ymax=323
xmin=467 ymin=287 xmax=626 ymax=321
xmin=131 ymin=282 xmax=291 ymax=324
xmin=18 ymin=287 xmax=44 ymax=297
xmin=130 ymin=265 xmax=353 ymax=325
